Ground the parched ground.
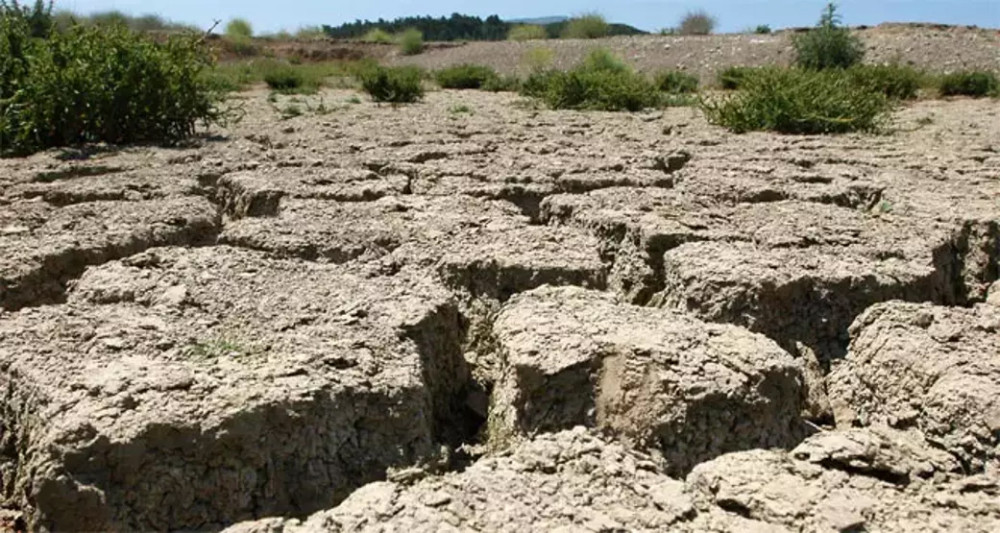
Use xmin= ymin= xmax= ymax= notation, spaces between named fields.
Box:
xmin=390 ymin=24 xmax=1000 ymax=81
xmin=1 ymin=86 xmax=999 ymax=531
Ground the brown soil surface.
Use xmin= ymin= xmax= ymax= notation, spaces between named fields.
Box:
xmin=0 ymin=81 xmax=998 ymax=531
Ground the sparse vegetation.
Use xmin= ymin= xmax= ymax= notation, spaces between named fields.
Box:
xmin=208 ymin=59 xmax=367 ymax=93
xmin=436 ymin=64 xmax=499 ymax=89
xmin=522 ymin=49 xmax=660 ymax=112
xmin=701 ymin=67 xmax=891 ymax=134
xmin=938 ymin=70 xmax=999 ymax=97
xmin=398 ymin=27 xmax=424 ymax=55
xmin=561 ymin=14 xmax=609 ymax=39
xmin=358 ymin=65 xmax=425 ymax=103
xmin=449 ymin=104 xmax=473 ymax=114
xmin=362 ymin=28 xmax=393 ymax=43
xmin=184 ymin=337 xmax=253 ymax=361
xmin=793 ymin=2 xmax=864 ymax=70
xmin=1 ymin=4 xmax=228 ymax=157
xmin=508 ymin=24 xmax=547 ymax=41
xmin=848 ymin=64 xmax=924 ymax=100
xmin=678 ymin=11 xmax=716 ymax=36
xmin=654 ymin=70 xmax=699 ymax=94
xmin=754 ymin=24 xmax=772 ymax=34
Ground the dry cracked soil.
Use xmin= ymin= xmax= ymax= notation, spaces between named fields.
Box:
xmin=1 ymin=86 xmax=999 ymax=532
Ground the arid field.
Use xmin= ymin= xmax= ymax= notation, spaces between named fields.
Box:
xmin=1 ymin=22 xmax=1000 ymax=533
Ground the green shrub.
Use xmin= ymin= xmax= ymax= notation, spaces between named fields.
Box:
xmin=225 ymin=18 xmax=253 ymax=39
xmin=581 ymin=47 xmax=630 ymax=74
xmin=482 ymin=74 xmax=520 ymax=92
xmin=754 ymin=24 xmax=772 ymax=34
xmin=655 ymin=70 xmax=699 ymax=93
xmin=938 ymin=70 xmax=999 ymax=97
xmin=848 ymin=64 xmax=923 ymax=100
xmin=793 ymin=3 xmax=864 ymax=70
xmin=0 ymin=17 xmax=227 ymax=156
xmin=561 ymin=14 xmax=608 ymax=39
xmin=717 ymin=65 xmax=760 ymax=89
xmin=701 ymin=67 xmax=891 ymax=134
xmin=544 ymin=69 xmax=660 ymax=111
xmin=362 ymin=28 xmax=393 ymax=43
xmin=508 ymin=24 xmax=547 ymax=41
xmin=521 ymin=46 xmax=555 ymax=72
xmin=264 ymin=68 xmax=309 ymax=93
xmin=398 ymin=28 xmax=423 ymax=55
xmin=358 ymin=65 xmax=424 ymax=103
xmin=522 ymin=50 xmax=659 ymax=111
xmin=678 ymin=11 xmax=716 ymax=35
xmin=435 ymin=64 xmax=498 ymax=89
xmin=520 ymin=70 xmax=561 ymax=98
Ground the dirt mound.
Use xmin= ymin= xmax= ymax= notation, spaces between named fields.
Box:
xmin=0 ymin=88 xmax=998 ymax=530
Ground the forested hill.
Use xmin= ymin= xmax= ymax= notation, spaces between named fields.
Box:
xmin=321 ymin=13 xmax=646 ymax=41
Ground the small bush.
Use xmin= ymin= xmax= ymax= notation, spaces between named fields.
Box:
xmin=435 ymin=64 xmax=498 ymax=89
xmin=520 ymin=70 xmax=561 ymax=98
xmin=717 ymin=66 xmax=760 ymax=89
xmin=264 ymin=68 xmax=309 ymax=93
xmin=1 ymin=15 xmax=227 ymax=156
xmin=794 ymin=3 xmax=864 ymax=70
xmin=701 ymin=67 xmax=891 ymax=134
xmin=508 ymin=24 xmax=547 ymax=41
xmin=523 ymin=50 xmax=660 ymax=112
xmin=655 ymin=70 xmax=699 ymax=93
xmin=225 ymin=18 xmax=253 ymax=39
xmin=522 ymin=46 xmax=555 ymax=72
xmin=754 ymin=25 xmax=772 ymax=34
xmin=581 ymin=47 xmax=630 ymax=74
xmin=358 ymin=65 xmax=424 ymax=103
xmin=398 ymin=28 xmax=423 ymax=55
xmin=678 ymin=11 xmax=716 ymax=35
xmin=544 ymin=69 xmax=661 ymax=111
xmin=938 ymin=70 xmax=999 ymax=97
xmin=561 ymin=14 xmax=608 ymax=39
xmin=848 ymin=64 xmax=923 ymax=100
xmin=482 ymin=74 xmax=520 ymax=92
xmin=362 ymin=28 xmax=393 ymax=44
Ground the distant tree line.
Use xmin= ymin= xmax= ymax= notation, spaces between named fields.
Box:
xmin=321 ymin=13 xmax=645 ymax=41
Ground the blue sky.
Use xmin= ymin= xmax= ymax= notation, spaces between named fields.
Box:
xmin=56 ymin=1 xmax=1000 ymax=34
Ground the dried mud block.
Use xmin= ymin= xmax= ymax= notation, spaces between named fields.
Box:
xmin=221 ymin=195 xmax=607 ymax=299
xmin=488 ymin=286 xmax=805 ymax=474
xmin=224 ymin=428 xmax=776 ymax=533
xmin=0 ymin=246 xmax=470 ymax=531
xmin=4 ymin=166 xmax=204 ymax=206
xmin=217 ymin=169 xmax=410 ymax=218
xmin=828 ymin=302 xmax=1000 ymax=472
xmin=653 ymin=240 xmax=954 ymax=361
xmin=687 ymin=427 xmax=998 ymax=533
xmin=0 ymin=197 xmax=219 ymax=311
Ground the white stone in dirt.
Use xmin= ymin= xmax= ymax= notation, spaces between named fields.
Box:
xmin=828 ymin=301 xmax=1000 ymax=472
xmin=0 ymin=246 xmax=470 ymax=532
xmin=488 ymin=285 xmax=805 ymax=474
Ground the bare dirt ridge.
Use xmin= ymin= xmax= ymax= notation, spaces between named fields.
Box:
xmin=0 ymin=86 xmax=998 ymax=531
xmin=390 ymin=23 xmax=1000 ymax=81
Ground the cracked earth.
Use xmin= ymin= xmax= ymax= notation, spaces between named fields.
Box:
xmin=1 ymin=88 xmax=998 ymax=531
